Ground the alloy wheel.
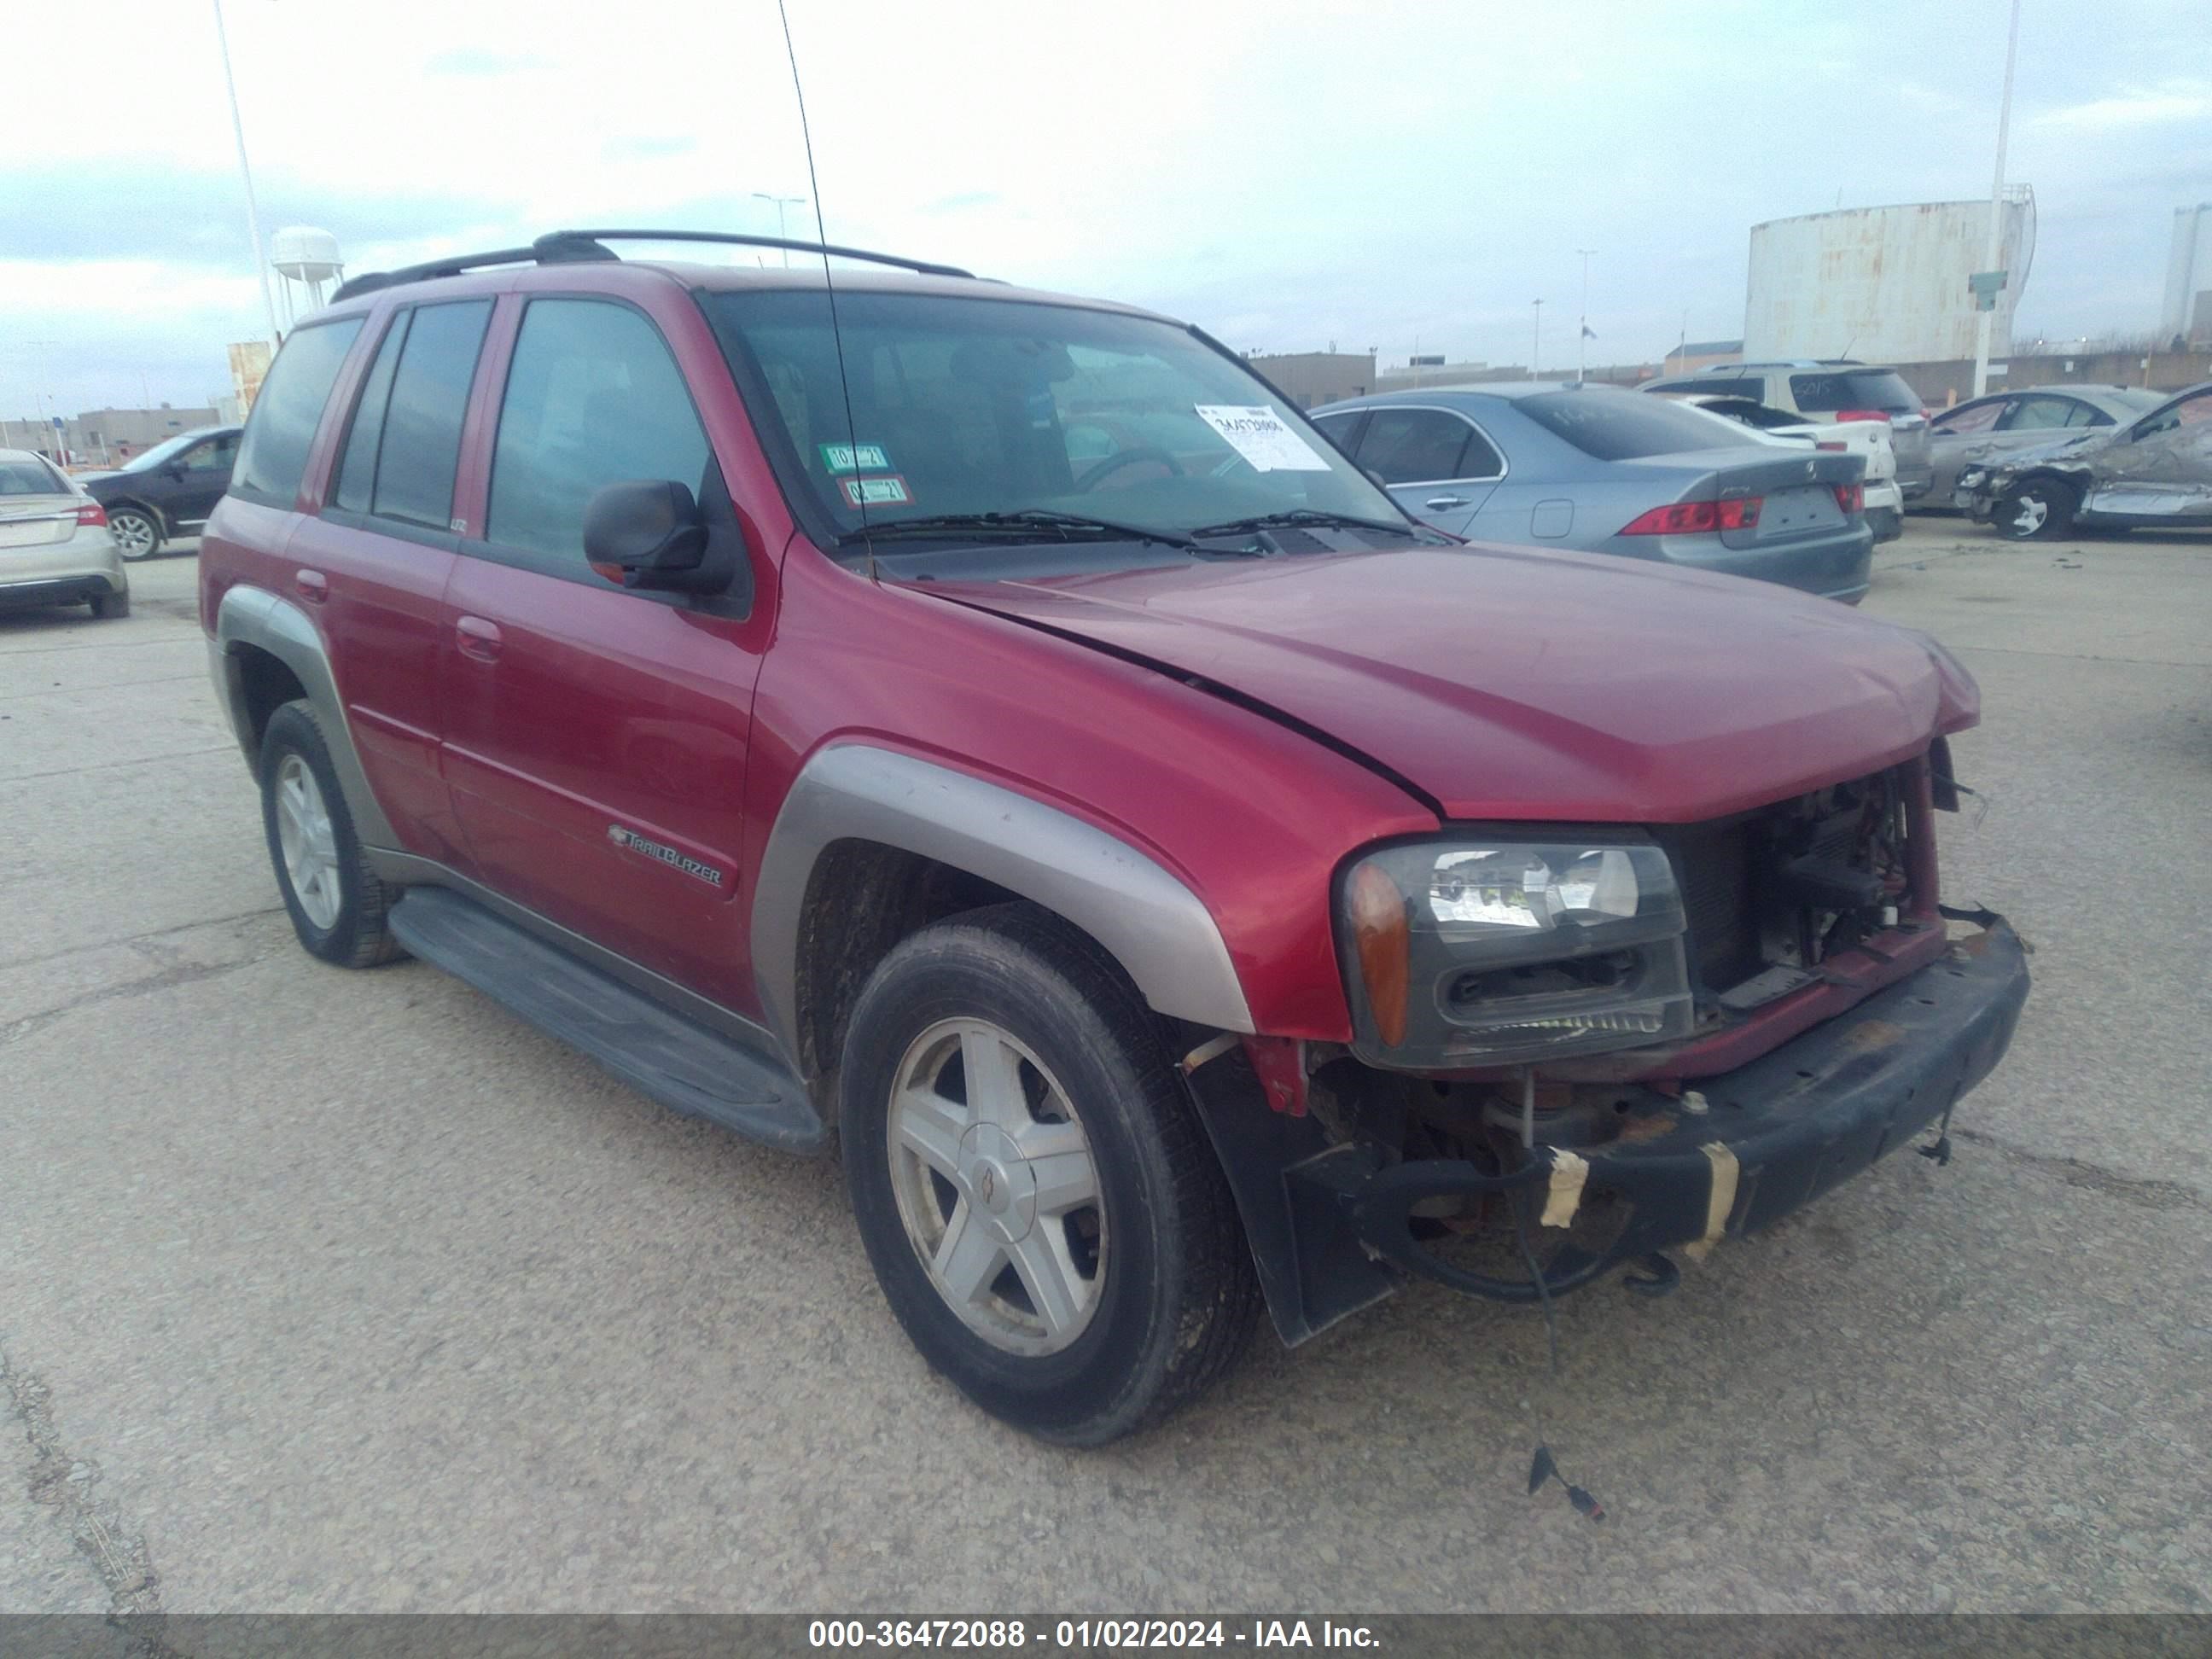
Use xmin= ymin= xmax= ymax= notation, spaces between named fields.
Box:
xmin=2007 ymin=492 xmax=2049 ymax=538
xmin=109 ymin=511 xmax=158 ymax=560
xmin=886 ymin=1017 xmax=1106 ymax=1355
xmin=273 ymin=754 xmax=342 ymax=929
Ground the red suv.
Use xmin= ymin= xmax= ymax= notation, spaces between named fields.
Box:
xmin=201 ymin=230 xmax=2030 ymax=1445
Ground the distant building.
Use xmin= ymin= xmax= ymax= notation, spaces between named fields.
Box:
xmin=2164 ymin=203 xmax=2212 ymax=348
xmin=1245 ymin=351 xmax=1377 ymax=409
xmin=67 ymin=405 xmax=222 ymax=464
xmin=1375 ymin=358 xmax=1494 ymax=393
xmin=1657 ymin=339 xmax=1743 ymax=376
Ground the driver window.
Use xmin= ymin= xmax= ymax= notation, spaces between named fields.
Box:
xmin=183 ymin=433 xmax=240 ymax=471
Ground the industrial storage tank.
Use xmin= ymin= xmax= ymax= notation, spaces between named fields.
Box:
xmin=1743 ymin=194 xmax=2034 ymax=364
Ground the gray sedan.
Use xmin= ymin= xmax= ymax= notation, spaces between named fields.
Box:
xmin=1310 ymin=383 xmax=1872 ymax=602
xmin=1924 ymin=384 xmax=2163 ymax=507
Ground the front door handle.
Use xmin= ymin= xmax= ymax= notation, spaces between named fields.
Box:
xmin=1424 ymin=495 xmax=1470 ymax=509
xmin=294 ymin=568 xmax=329 ymax=603
xmin=455 ymin=615 xmax=504 ymax=663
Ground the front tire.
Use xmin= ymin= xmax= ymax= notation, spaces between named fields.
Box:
xmin=840 ymin=904 xmax=1259 ymax=1444
xmin=107 ymin=507 xmax=161 ymax=562
xmin=258 ymin=701 xmax=402 ymax=968
xmin=1993 ymin=478 xmax=2077 ymax=541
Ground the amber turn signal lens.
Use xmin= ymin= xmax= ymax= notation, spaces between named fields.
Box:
xmin=1347 ymin=863 xmax=1412 ymax=1047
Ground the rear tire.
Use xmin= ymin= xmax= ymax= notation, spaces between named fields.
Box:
xmin=107 ymin=507 xmax=161 ymax=562
xmin=88 ymin=590 xmax=130 ymax=619
xmin=258 ymin=701 xmax=403 ymax=968
xmin=840 ymin=903 xmax=1260 ymax=1444
xmin=1993 ymin=478 xmax=2077 ymax=541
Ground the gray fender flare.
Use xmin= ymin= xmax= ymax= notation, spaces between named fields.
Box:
xmin=210 ymin=583 xmax=399 ymax=847
xmin=750 ymin=745 xmax=1254 ymax=1063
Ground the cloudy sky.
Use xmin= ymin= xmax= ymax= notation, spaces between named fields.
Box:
xmin=3 ymin=0 xmax=2206 ymax=417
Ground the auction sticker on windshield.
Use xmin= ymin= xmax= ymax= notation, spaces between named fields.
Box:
xmin=841 ymin=474 xmax=912 ymax=507
xmin=1195 ymin=405 xmax=1331 ymax=472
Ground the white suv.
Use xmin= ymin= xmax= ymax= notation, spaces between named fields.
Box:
xmin=1639 ymin=361 xmax=1933 ymax=504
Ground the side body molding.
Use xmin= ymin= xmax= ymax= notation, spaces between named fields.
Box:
xmin=210 ymin=583 xmax=399 ymax=847
xmin=752 ymin=746 xmax=1255 ymax=1060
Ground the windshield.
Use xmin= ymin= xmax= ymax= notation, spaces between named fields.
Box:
xmin=119 ymin=428 xmax=218 ymax=472
xmin=701 ymin=289 xmax=1407 ymax=553
xmin=1522 ymin=390 xmax=1760 ymax=460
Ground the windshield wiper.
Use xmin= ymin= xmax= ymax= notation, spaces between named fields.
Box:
xmin=1186 ymin=508 xmax=1420 ymax=540
xmin=837 ymin=509 xmax=1199 ymax=551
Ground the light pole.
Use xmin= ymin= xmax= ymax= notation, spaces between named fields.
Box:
xmin=1970 ymin=0 xmax=2023 ymax=399
xmin=753 ymin=194 xmax=807 ymax=265
xmin=1530 ymin=300 xmax=1543 ymax=380
xmin=1575 ymin=249 xmax=1596 ymax=383
xmin=212 ymin=0 xmax=282 ymax=347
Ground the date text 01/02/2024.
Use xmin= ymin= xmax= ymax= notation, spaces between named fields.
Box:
xmin=806 ymin=1620 xmax=1382 ymax=1650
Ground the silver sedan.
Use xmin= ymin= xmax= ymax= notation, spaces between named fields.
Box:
xmin=1924 ymin=385 xmax=2163 ymax=507
xmin=0 ymin=450 xmax=131 ymax=619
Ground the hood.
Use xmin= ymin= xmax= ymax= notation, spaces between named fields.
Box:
xmin=915 ymin=546 xmax=1976 ymax=824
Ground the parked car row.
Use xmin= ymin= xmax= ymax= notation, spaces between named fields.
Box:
xmin=195 ymin=230 xmax=2031 ymax=1441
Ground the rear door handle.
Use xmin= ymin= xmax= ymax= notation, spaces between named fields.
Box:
xmin=455 ymin=615 xmax=504 ymax=663
xmin=294 ymin=568 xmax=328 ymax=603
xmin=1424 ymin=496 xmax=1470 ymax=510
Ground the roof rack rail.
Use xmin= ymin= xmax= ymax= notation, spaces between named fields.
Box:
xmin=537 ymin=229 xmax=975 ymax=279
xmin=329 ymin=228 xmax=972 ymax=304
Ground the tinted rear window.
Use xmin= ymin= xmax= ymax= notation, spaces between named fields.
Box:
xmin=0 ymin=457 xmax=65 ymax=495
xmin=1788 ymin=370 xmax=1918 ymax=414
xmin=232 ymin=318 xmax=364 ymax=505
xmin=1518 ymin=391 xmax=1751 ymax=461
xmin=367 ymin=300 xmax=492 ymax=529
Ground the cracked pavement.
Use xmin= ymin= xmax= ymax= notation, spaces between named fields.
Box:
xmin=3 ymin=530 xmax=2209 ymax=1615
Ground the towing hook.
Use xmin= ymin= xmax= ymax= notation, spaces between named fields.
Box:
xmin=1621 ymin=1252 xmax=1680 ymax=1297
xmin=1917 ymin=1135 xmax=1954 ymax=1167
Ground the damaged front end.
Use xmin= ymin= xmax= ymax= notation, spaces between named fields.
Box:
xmin=1963 ymin=394 xmax=2212 ymax=527
xmin=1183 ymin=752 xmax=2034 ymax=1345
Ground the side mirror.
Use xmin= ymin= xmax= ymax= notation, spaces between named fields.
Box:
xmin=583 ymin=479 xmax=719 ymax=593
xmin=165 ymin=463 xmax=188 ymax=480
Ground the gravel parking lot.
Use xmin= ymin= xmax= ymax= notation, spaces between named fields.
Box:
xmin=3 ymin=522 xmax=2209 ymax=1615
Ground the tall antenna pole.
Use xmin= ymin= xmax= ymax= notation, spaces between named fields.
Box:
xmin=212 ymin=0 xmax=281 ymax=348
xmin=1530 ymin=300 xmax=1542 ymax=380
xmin=1970 ymin=0 xmax=2022 ymax=399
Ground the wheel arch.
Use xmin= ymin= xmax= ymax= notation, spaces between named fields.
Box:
xmin=754 ymin=746 xmax=1255 ymax=1086
xmin=210 ymin=583 xmax=398 ymax=846
xmin=100 ymin=494 xmax=170 ymax=536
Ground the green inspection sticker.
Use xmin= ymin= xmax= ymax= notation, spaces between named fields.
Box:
xmin=819 ymin=442 xmax=891 ymax=474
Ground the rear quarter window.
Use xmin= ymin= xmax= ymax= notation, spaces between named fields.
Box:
xmin=231 ymin=317 xmax=366 ymax=507
xmin=1518 ymin=391 xmax=1751 ymax=461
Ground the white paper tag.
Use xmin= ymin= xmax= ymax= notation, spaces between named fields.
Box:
xmin=1194 ymin=405 xmax=1331 ymax=472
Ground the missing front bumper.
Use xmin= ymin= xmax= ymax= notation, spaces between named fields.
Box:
xmin=1194 ymin=912 xmax=2030 ymax=1342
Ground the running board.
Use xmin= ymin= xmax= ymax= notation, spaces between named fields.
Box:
xmin=387 ymin=887 xmax=826 ymax=1155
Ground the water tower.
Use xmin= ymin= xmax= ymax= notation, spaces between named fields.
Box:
xmin=270 ymin=226 xmax=345 ymax=327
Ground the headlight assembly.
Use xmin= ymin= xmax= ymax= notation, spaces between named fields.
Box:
xmin=1337 ymin=839 xmax=1694 ymax=1068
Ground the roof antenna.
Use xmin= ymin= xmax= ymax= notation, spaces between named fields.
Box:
xmin=776 ymin=0 xmax=877 ymax=584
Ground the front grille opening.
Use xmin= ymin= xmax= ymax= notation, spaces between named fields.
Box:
xmin=1661 ymin=765 xmax=1917 ymax=1014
